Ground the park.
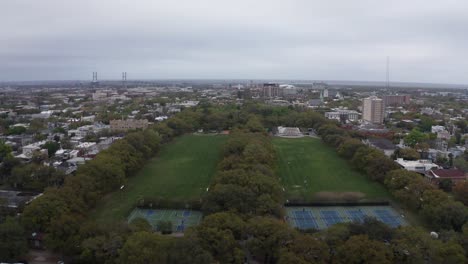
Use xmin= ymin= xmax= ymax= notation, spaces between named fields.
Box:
xmin=91 ymin=134 xmax=227 ymax=224
xmin=273 ymin=137 xmax=390 ymax=201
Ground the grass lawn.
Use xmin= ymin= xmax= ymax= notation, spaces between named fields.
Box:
xmin=273 ymin=137 xmax=390 ymax=200
xmin=92 ymin=134 xmax=227 ymax=223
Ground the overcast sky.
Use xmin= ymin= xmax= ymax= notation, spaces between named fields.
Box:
xmin=2 ymin=0 xmax=468 ymax=83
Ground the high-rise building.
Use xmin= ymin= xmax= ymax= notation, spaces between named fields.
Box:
xmin=383 ymin=95 xmax=410 ymax=106
xmin=362 ymin=96 xmax=384 ymax=124
xmin=262 ymin=83 xmax=281 ymax=97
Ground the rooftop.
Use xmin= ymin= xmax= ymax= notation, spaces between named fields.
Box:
xmin=429 ymin=169 xmax=466 ymax=179
xmin=367 ymin=138 xmax=396 ymax=150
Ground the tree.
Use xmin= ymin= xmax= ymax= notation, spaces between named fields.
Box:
xmin=320 ymin=224 xmax=351 ymax=248
xmin=152 ymin=123 xmax=174 ymax=142
xmin=129 ymin=217 xmax=152 ymax=232
xmin=9 ymin=164 xmax=64 ymax=191
xmin=80 ymin=232 xmax=124 ymax=264
xmin=278 ymin=234 xmax=330 ymax=264
xmin=167 ymin=117 xmax=193 ymax=136
xmin=418 ymin=116 xmax=435 ymax=132
xmin=0 ymin=217 xmax=28 ymax=261
xmin=29 ymin=118 xmax=46 ymax=133
xmin=455 ymin=120 xmax=467 ymax=133
xmin=117 ymin=232 xmax=173 ymax=264
xmin=202 ymin=184 xmax=256 ymax=215
xmin=348 ymin=217 xmax=394 ymax=242
xmin=335 ymin=235 xmax=393 ymax=264
xmin=203 ymin=112 xmax=228 ymax=131
xmin=0 ymin=156 xmax=21 ymax=183
xmin=0 ymin=140 xmax=12 ymax=163
xmin=21 ymin=190 xmax=71 ymax=232
xmin=395 ymin=148 xmax=420 ymax=160
xmin=243 ymin=142 xmax=275 ymax=166
xmin=6 ymin=126 xmax=26 ymax=135
xmin=453 ymin=156 xmax=468 ymax=173
xmin=246 ymin=217 xmax=296 ymax=264
xmin=105 ymin=140 xmax=144 ymax=176
xmin=188 ymin=224 xmax=244 ymax=263
xmin=391 ymin=226 xmax=464 ymax=263
xmin=364 ymin=153 xmax=399 ymax=183
xmin=45 ymin=212 xmax=84 ymax=255
xmin=125 ymin=132 xmax=152 ymax=158
xmin=196 ymin=212 xmax=246 ymax=240
xmin=166 ymin=237 xmax=213 ymax=264
xmin=404 ymin=129 xmax=428 ymax=148
xmin=438 ymin=179 xmax=453 ymax=192
xmin=384 ymin=169 xmax=421 ymax=191
xmin=245 ymin=116 xmax=264 ymax=133
xmin=393 ymin=178 xmax=434 ymax=210
xmin=425 ymin=201 xmax=468 ymax=231
xmin=462 ymin=223 xmax=468 ymax=256
xmin=453 ymin=181 xmax=468 ymax=206
xmin=42 ymin=141 xmax=60 ymax=158
xmin=78 ymin=154 xmax=126 ymax=193
xmin=156 ymin=220 xmax=172 ymax=234
xmin=337 ymin=138 xmax=365 ymax=159
xmin=350 ymin=147 xmax=380 ymax=171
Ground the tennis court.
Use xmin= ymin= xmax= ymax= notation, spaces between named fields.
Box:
xmin=127 ymin=208 xmax=203 ymax=233
xmin=286 ymin=206 xmax=407 ymax=230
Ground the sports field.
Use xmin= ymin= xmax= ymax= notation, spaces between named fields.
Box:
xmin=92 ymin=134 xmax=227 ymax=223
xmin=273 ymin=137 xmax=389 ymax=200
xmin=286 ymin=206 xmax=407 ymax=230
xmin=128 ymin=208 xmax=203 ymax=232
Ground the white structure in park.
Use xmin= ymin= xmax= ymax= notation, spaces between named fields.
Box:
xmin=277 ymin=126 xmax=302 ymax=137
xmin=395 ymin=158 xmax=440 ymax=174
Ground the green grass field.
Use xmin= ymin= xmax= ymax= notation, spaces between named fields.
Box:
xmin=128 ymin=208 xmax=203 ymax=232
xmin=92 ymin=134 xmax=227 ymax=223
xmin=273 ymin=137 xmax=390 ymax=200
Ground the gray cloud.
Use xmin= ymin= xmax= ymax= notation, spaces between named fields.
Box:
xmin=1 ymin=0 xmax=468 ymax=83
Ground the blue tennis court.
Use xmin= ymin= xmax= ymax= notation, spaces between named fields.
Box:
xmin=321 ymin=210 xmax=342 ymax=227
xmin=286 ymin=206 xmax=407 ymax=230
xmin=347 ymin=210 xmax=366 ymax=223
xmin=183 ymin=210 xmax=191 ymax=217
xmin=146 ymin=210 xmax=155 ymax=216
xmin=374 ymin=209 xmax=401 ymax=228
xmin=293 ymin=211 xmax=318 ymax=229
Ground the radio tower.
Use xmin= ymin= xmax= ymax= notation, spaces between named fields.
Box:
xmin=386 ymin=56 xmax=390 ymax=89
xmin=91 ymin=72 xmax=99 ymax=87
xmin=122 ymin=72 xmax=127 ymax=89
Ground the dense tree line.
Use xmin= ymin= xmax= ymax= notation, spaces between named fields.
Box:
xmin=17 ymin=107 xmax=212 ymax=259
xmin=313 ymin=116 xmax=468 ymax=233
xmin=203 ymin=126 xmax=282 ymax=216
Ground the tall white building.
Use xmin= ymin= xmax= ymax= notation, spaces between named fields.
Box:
xmin=323 ymin=88 xmax=329 ymax=98
xmin=362 ymin=96 xmax=384 ymax=124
